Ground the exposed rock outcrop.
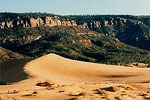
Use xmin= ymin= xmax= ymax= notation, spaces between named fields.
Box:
xmin=80 ymin=17 xmax=144 ymax=30
xmin=127 ymin=62 xmax=149 ymax=68
xmin=0 ymin=16 xmax=144 ymax=29
xmin=0 ymin=16 xmax=77 ymax=29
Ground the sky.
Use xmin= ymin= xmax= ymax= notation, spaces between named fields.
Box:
xmin=0 ymin=0 xmax=150 ymax=15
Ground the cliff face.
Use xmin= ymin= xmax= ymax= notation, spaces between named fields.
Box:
xmin=81 ymin=17 xmax=144 ymax=29
xmin=0 ymin=16 xmax=77 ymax=29
xmin=0 ymin=16 xmax=145 ymax=29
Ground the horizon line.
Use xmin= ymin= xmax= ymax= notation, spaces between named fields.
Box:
xmin=0 ymin=11 xmax=150 ymax=16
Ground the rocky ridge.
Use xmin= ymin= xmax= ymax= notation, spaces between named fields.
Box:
xmin=0 ymin=16 xmax=77 ymax=29
xmin=0 ymin=16 xmax=145 ymax=29
xmin=82 ymin=17 xmax=144 ymax=29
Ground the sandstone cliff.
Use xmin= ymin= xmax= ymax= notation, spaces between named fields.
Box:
xmin=0 ymin=16 xmax=144 ymax=29
xmin=0 ymin=16 xmax=77 ymax=29
xmin=81 ymin=17 xmax=143 ymax=29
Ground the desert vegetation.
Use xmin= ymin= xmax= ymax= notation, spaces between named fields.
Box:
xmin=1 ymin=13 xmax=150 ymax=67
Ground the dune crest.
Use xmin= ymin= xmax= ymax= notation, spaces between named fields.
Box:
xmin=24 ymin=53 xmax=150 ymax=84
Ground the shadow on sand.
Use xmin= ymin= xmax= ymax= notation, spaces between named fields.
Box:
xmin=0 ymin=58 xmax=33 ymax=84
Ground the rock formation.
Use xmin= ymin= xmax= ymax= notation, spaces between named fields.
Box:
xmin=80 ymin=17 xmax=144 ymax=29
xmin=0 ymin=16 xmax=77 ymax=29
xmin=0 ymin=16 xmax=144 ymax=30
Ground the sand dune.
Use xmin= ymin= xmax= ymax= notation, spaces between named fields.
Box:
xmin=24 ymin=54 xmax=150 ymax=84
xmin=0 ymin=53 xmax=150 ymax=100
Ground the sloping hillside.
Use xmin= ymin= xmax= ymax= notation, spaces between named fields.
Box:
xmin=0 ymin=13 xmax=150 ymax=65
xmin=0 ymin=46 xmax=24 ymax=62
xmin=0 ymin=26 xmax=150 ymax=65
